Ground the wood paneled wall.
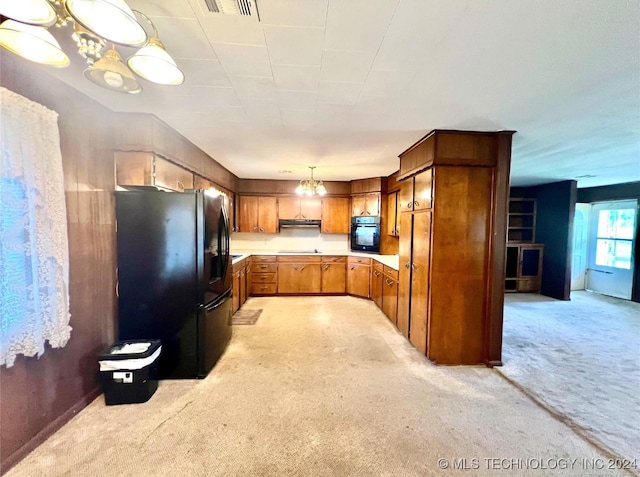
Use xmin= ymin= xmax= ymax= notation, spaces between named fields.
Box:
xmin=0 ymin=54 xmax=118 ymax=471
xmin=237 ymin=178 xmax=351 ymax=196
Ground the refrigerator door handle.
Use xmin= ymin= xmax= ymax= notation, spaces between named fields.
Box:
xmin=204 ymin=289 xmax=232 ymax=311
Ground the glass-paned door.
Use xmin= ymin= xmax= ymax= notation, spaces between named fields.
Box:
xmin=586 ymin=200 xmax=637 ymax=299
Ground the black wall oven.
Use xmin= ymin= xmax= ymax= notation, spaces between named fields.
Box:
xmin=350 ymin=216 xmax=381 ymax=253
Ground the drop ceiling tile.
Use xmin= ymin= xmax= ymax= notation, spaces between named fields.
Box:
xmin=228 ymin=76 xmax=277 ymax=100
xmin=198 ymin=15 xmax=266 ymax=46
xmin=362 ymin=70 xmax=414 ymax=96
xmin=277 ymin=91 xmax=317 ymax=110
xmin=241 ymin=99 xmax=282 ymax=118
xmin=259 ymin=0 xmax=329 ymax=27
xmin=372 ymin=0 xmax=468 ymax=71
xmin=281 ymin=109 xmax=318 ymax=126
xmin=147 ymin=17 xmax=216 ymax=60
xmin=128 ymin=0 xmax=197 ymax=17
xmin=212 ymin=43 xmax=272 ymax=76
xmin=321 ymin=50 xmax=375 ymax=82
xmin=272 ymin=64 xmax=321 ymax=92
xmin=318 ymin=81 xmax=362 ymax=105
xmin=264 ymin=26 xmax=325 ymax=66
xmin=324 ymin=0 xmax=397 ymax=51
xmin=178 ymin=59 xmax=230 ymax=87
xmin=167 ymin=88 xmax=241 ymax=109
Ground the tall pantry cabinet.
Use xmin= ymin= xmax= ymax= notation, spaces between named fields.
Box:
xmin=397 ymin=130 xmax=514 ymax=366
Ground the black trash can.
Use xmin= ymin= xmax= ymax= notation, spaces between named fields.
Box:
xmin=98 ymin=340 xmax=162 ymax=405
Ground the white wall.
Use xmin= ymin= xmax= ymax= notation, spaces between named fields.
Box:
xmin=231 ymin=228 xmax=349 ymax=252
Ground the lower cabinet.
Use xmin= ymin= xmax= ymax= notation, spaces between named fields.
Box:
xmin=371 ymin=261 xmax=384 ymax=308
xmin=347 ymin=257 xmax=371 ymax=298
xmin=250 ymin=256 xmax=277 ymax=295
xmin=505 ymin=244 xmax=544 ymax=292
xmin=321 ymin=256 xmax=347 ymax=293
xmin=277 ymin=256 xmax=322 ymax=294
xmin=232 ymin=257 xmax=249 ymax=314
xmin=381 ymin=266 xmax=398 ymax=324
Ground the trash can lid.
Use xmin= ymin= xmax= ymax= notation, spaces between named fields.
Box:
xmin=98 ymin=339 xmax=161 ymax=360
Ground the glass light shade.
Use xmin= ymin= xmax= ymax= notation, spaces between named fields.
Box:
xmin=0 ymin=20 xmax=70 ymax=67
xmin=127 ymin=38 xmax=184 ymax=85
xmin=84 ymin=48 xmax=141 ymax=93
xmin=0 ymin=0 xmax=57 ymax=26
xmin=66 ymin=0 xmax=147 ymax=47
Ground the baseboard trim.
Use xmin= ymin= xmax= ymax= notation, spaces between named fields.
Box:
xmin=1 ymin=387 xmax=102 ymax=475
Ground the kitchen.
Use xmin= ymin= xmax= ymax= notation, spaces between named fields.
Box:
xmin=1 ymin=0 xmax=638 ymax=474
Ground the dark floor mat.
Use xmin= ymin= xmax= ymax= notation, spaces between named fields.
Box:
xmin=232 ymin=309 xmax=263 ymax=325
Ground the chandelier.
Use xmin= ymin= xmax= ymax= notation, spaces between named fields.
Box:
xmin=0 ymin=0 xmax=185 ymax=94
xmin=295 ymin=166 xmax=327 ymax=196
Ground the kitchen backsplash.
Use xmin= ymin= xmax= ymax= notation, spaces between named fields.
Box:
xmin=231 ymin=228 xmax=349 ymax=252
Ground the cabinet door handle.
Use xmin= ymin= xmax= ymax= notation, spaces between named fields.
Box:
xmin=177 ymin=180 xmax=184 ymax=191
xmin=407 ymin=202 xmax=413 ymax=209
xmin=259 ymin=227 xmax=265 ymax=232
xmin=411 ymin=263 xmax=418 ymax=272
xmin=413 ymin=200 xmax=419 ymax=207
xmin=254 ymin=226 xmax=258 ymax=231
xmin=322 ymin=264 xmax=329 ymax=270
xmin=360 ymin=210 xmax=365 ymax=215
xmin=260 ymin=265 xmax=268 ymax=269
xmin=350 ymin=266 xmax=356 ymax=270
xmin=373 ymin=270 xmax=381 ymax=277
xmin=405 ymin=262 xmax=410 ymax=269
xmin=385 ymin=279 xmax=393 ymax=286
xmin=301 ymin=214 xmax=306 ymax=219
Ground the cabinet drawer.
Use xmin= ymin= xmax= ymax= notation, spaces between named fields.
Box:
xmin=372 ymin=261 xmax=384 ymax=273
xmin=518 ymin=278 xmax=540 ymax=292
xmin=251 ymin=263 xmax=277 ymax=273
xmin=383 ymin=266 xmax=398 ymax=281
xmin=322 ymin=256 xmax=347 ymax=263
xmin=252 ymin=273 xmax=276 ymax=283
xmin=252 ymin=255 xmax=276 ymax=263
xmin=348 ymin=256 xmax=371 ymax=265
xmin=277 ymin=255 xmax=322 ymax=262
xmin=251 ymin=283 xmax=277 ymax=295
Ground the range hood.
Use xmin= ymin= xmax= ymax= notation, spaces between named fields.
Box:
xmin=279 ymin=219 xmax=321 ymax=228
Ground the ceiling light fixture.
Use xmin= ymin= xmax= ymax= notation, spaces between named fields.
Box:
xmin=295 ymin=166 xmax=327 ymax=196
xmin=0 ymin=0 xmax=184 ymax=93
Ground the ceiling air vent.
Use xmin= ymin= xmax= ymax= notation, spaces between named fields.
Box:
xmin=203 ymin=0 xmax=260 ymax=19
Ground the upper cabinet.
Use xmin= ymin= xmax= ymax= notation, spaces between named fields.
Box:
xmin=351 ymin=193 xmax=380 ymax=217
xmin=115 ymin=151 xmax=193 ymax=192
xmin=237 ymin=196 xmax=278 ymax=233
xmin=321 ymin=197 xmax=350 ymax=234
xmin=278 ymin=197 xmax=322 ymax=220
xmin=387 ymin=192 xmax=400 ymax=236
xmin=399 ymin=169 xmax=433 ymax=213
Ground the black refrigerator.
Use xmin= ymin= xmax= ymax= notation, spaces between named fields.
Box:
xmin=115 ymin=188 xmax=232 ymax=379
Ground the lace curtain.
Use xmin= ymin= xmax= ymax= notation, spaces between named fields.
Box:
xmin=0 ymin=87 xmax=71 ymax=367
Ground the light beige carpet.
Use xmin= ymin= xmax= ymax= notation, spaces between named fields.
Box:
xmin=6 ymin=296 xmax=629 ymax=476
xmin=501 ymin=291 xmax=640 ymax=465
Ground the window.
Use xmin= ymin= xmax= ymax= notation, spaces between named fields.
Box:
xmin=594 ymin=209 xmax=635 ymax=270
xmin=0 ymin=87 xmax=71 ymax=367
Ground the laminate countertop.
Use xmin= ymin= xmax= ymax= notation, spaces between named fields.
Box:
xmin=231 ymin=251 xmax=399 ymax=270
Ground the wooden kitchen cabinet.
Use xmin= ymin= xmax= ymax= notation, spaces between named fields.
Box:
xmin=321 ymin=197 xmax=350 ymax=234
xmin=321 ymin=257 xmax=347 ymax=293
xmin=387 ymin=192 xmax=401 ymax=236
xmin=396 ymin=129 xmax=514 ymax=365
xmin=278 ymin=197 xmax=322 ymax=220
xmin=250 ymin=255 xmax=277 ymax=295
xmin=399 ymin=169 xmax=432 ymax=213
xmin=232 ymin=257 xmax=249 ymax=313
xmin=115 ymin=151 xmax=193 ymax=192
xmin=382 ymin=266 xmax=399 ymax=324
xmin=277 ymin=256 xmax=322 ymax=294
xmin=370 ymin=261 xmax=384 ymax=309
xmin=347 ymin=257 xmax=370 ymax=298
xmin=351 ymin=193 xmax=380 ymax=217
xmin=237 ymin=196 xmax=278 ymax=233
